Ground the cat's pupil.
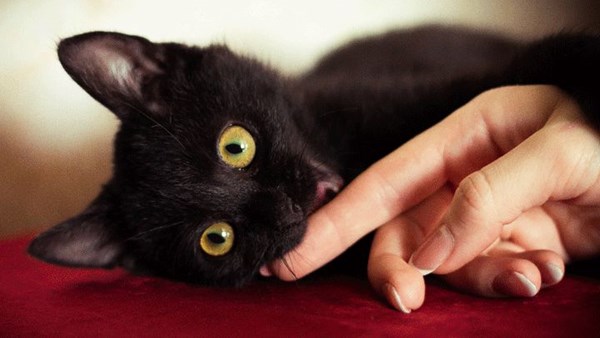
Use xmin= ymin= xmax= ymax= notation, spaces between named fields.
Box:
xmin=207 ymin=233 xmax=226 ymax=245
xmin=225 ymin=143 xmax=245 ymax=154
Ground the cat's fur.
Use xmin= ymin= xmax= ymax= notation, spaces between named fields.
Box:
xmin=28 ymin=25 xmax=600 ymax=286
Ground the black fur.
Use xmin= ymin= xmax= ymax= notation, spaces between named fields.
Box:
xmin=28 ymin=26 xmax=600 ymax=286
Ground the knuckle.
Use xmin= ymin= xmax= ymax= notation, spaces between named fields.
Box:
xmin=452 ymin=171 xmax=496 ymax=229
xmin=541 ymin=122 xmax=600 ymax=195
xmin=459 ymin=171 xmax=494 ymax=213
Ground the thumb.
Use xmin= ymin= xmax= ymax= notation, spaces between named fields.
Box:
xmin=409 ymin=97 xmax=600 ymax=275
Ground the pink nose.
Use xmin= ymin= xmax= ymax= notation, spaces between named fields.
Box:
xmin=313 ymin=174 xmax=343 ymax=211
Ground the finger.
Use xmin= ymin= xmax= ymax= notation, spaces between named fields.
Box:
xmin=265 ymin=86 xmax=543 ymax=280
xmin=265 ymin=120 xmax=452 ymax=280
xmin=444 ymin=248 xmax=564 ymax=297
xmin=267 ymin=86 xmax=583 ymax=280
xmin=368 ymin=186 xmax=454 ymax=312
xmin=501 ymin=206 xmax=568 ymax=259
xmin=409 ymin=94 xmax=600 ymax=275
xmin=486 ymin=248 xmax=566 ymax=288
xmin=542 ymin=202 xmax=600 ymax=259
xmin=368 ymin=223 xmax=425 ymax=313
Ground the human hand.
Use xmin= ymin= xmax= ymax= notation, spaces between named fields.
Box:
xmin=261 ymin=85 xmax=600 ymax=313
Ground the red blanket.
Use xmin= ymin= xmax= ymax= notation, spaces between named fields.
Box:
xmin=1 ymin=236 xmax=599 ymax=337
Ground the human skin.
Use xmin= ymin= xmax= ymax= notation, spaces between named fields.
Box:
xmin=261 ymin=85 xmax=600 ymax=313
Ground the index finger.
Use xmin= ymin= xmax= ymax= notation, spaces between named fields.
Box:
xmin=265 ymin=119 xmax=450 ymax=280
xmin=265 ymin=85 xmax=570 ymax=281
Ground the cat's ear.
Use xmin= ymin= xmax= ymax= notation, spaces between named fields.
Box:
xmin=28 ymin=191 xmax=123 ymax=269
xmin=58 ymin=31 xmax=167 ymax=119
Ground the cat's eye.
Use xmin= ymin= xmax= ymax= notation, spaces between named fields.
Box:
xmin=217 ymin=125 xmax=256 ymax=169
xmin=199 ymin=222 xmax=235 ymax=256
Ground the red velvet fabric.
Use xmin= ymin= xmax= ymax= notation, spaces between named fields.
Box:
xmin=1 ymin=236 xmax=599 ymax=337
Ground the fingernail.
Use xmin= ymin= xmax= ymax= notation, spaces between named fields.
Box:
xmin=383 ymin=283 xmax=411 ymax=314
xmin=259 ymin=265 xmax=272 ymax=277
xmin=542 ymin=263 xmax=564 ymax=287
xmin=492 ymin=271 xmax=538 ymax=297
xmin=409 ymin=225 xmax=454 ymax=275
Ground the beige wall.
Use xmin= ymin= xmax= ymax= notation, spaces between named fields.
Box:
xmin=1 ymin=0 xmax=599 ymax=238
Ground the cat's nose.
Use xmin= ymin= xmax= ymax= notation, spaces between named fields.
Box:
xmin=310 ymin=162 xmax=343 ymax=212
xmin=313 ymin=178 xmax=341 ymax=210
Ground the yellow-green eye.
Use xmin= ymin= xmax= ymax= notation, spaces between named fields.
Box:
xmin=200 ymin=222 xmax=235 ymax=256
xmin=218 ymin=125 xmax=256 ymax=169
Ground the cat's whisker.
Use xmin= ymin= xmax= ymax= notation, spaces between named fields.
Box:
xmin=173 ymin=225 xmax=197 ymax=275
xmin=319 ymin=106 xmax=358 ymax=118
xmin=126 ymin=221 xmax=184 ymax=242
xmin=280 ymin=257 xmax=299 ymax=281
xmin=123 ymin=102 xmax=190 ymax=156
xmin=253 ymin=246 xmax=270 ymax=276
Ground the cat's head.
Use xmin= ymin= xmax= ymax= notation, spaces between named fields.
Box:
xmin=28 ymin=32 xmax=342 ymax=286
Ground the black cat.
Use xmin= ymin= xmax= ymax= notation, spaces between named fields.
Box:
xmin=28 ymin=26 xmax=600 ymax=286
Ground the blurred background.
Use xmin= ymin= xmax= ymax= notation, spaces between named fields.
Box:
xmin=1 ymin=0 xmax=599 ymax=239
